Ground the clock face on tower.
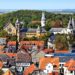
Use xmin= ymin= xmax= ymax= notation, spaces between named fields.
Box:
xmin=8 ymin=28 xmax=12 ymax=32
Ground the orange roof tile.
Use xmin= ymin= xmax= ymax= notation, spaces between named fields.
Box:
xmin=49 ymin=72 xmax=59 ymax=75
xmin=64 ymin=59 xmax=75 ymax=71
xmin=0 ymin=61 xmax=3 ymax=69
xmin=8 ymin=41 xmax=16 ymax=46
xmin=39 ymin=57 xmax=59 ymax=70
xmin=0 ymin=45 xmax=5 ymax=50
xmin=55 ymin=49 xmax=69 ymax=53
xmin=20 ymin=41 xmax=44 ymax=47
xmin=23 ymin=64 xmax=37 ymax=75
xmin=0 ymin=52 xmax=16 ymax=58
xmin=43 ymin=49 xmax=54 ymax=53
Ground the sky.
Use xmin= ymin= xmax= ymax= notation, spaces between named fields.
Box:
xmin=0 ymin=0 xmax=75 ymax=10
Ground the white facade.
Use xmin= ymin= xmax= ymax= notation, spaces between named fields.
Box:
xmin=44 ymin=63 xmax=53 ymax=73
xmin=64 ymin=67 xmax=74 ymax=75
xmin=47 ymin=38 xmax=55 ymax=49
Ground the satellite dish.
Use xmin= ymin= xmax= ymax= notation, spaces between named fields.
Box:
xmin=44 ymin=63 xmax=53 ymax=73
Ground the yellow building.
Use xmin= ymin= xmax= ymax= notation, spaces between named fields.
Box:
xmin=4 ymin=22 xmax=16 ymax=35
xmin=25 ymin=26 xmax=46 ymax=38
xmin=3 ymin=69 xmax=13 ymax=75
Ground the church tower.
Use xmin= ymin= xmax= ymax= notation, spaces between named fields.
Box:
xmin=67 ymin=17 xmax=75 ymax=29
xmin=15 ymin=19 xmax=20 ymax=43
xmin=41 ymin=12 xmax=45 ymax=28
xmin=36 ymin=25 xmax=41 ymax=38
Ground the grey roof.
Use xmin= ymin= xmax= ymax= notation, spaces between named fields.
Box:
xmin=54 ymin=53 xmax=75 ymax=62
xmin=49 ymin=28 xmax=64 ymax=33
xmin=0 ymin=54 xmax=10 ymax=62
xmin=41 ymin=28 xmax=46 ymax=33
xmin=27 ymin=28 xmax=36 ymax=33
xmin=59 ymin=56 xmax=75 ymax=62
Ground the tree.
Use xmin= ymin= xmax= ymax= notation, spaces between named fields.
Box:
xmin=54 ymin=34 xmax=68 ymax=50
xmin=0 ymin=69 xmax=4 ymax=75
xmin=0 ymin=30 xmax=8 ymax=37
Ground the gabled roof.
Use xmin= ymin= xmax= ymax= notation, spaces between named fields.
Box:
xmin=16 ymin=50 xmax=32 ymax=63
xmin=49 ymin=28 xmax=64 ymax=33
xmin=39 ymin=57 xmax=59 ymax=70
xmin=27 ymin=28 xmax=36 ymax=33
xmin=23 ymin=64 xmax=37 ymax=75
xmin=4 ymin=22 xmax=15 ymax=29
xmin=20 ymin=28 xmax=28 ymax=32
xmin=64 ymin=59 xmax=75 ymax=71
xmin=0 ymin=61 xmax=3 ymax=69
xmin=8 ymin=41 xmax=16 ymax=46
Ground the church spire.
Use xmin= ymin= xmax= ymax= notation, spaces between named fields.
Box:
xmin=41 ymin=12 xmax=45 ymax=27
xmin=67 ymin=17 xmax=74 ymax=29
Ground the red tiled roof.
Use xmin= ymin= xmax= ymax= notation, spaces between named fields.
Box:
xmin=64 ymin=59 xmax=75 ymax=71
xmin=0 ymin=45 xmax=5 ymax=50
xmin=20 ymin=41 xmax=44 ymax=46
xmin=39 ymin=57 xmax=59 ymax=70
xmin=23 ymin=64 xmax=37 ymax=75
xmin=49 ymin=72 xmax=59 ymax=75
xmin=0 ymin=61 xmax=3 ymax=69
xmin=0 ymin=52 xmax=16 ymax=58
xmin=55 ymin=49 xmax=69 ymax=53
xmin=8 ymin=41 xmax=16 ymax=46
xmin=43 ymin=49 xmax=54 ymax=53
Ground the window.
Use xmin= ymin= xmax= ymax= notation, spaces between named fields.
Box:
xmin=70 ymin=71 xmax=73 ymax=73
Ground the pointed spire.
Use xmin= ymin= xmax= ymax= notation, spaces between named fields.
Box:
xmin=41 ymin=12 xmax=45 ymax=27
xmin=36 ymin=25 xmax=40 ymax=33
xmin=15 ymin=18 xmax=20 ymax=26
xmin=67 ymin=17 xmax=73 ymax=29
xmin=72 ymin=17 xmax=75 ymax=29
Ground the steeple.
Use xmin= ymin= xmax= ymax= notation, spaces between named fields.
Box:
xmin=15 ymin=19 xmax=20 ymax=43
xmin=72 ymin=17 xmax=75 ymax=29
xmin=41 ymin=12 xmax=45 ymax=27
xmin=67 ymin=17 xmax=74 ymax=29
xmin=36 ymin=25 xmax=40 ymax=33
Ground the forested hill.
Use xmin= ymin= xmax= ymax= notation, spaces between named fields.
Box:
xmin=0 ymin=10 xmax=74 ymax=31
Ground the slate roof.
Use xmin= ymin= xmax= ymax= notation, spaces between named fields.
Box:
xmin=41 ymin=28 xmax=46 ymax=33
xmin=0 ymin=54 xmax=10 ymax=62
xmin=20 ymin=28 xmax=28 ymax=32
xmin=27 ymin=28 xmax=36 ymax=33
xmin=54 ymin=53 xmax=75 ymax=62
xmin=59 ymin=56 xmax=75 ymax=62
xmin=49 ymin=28 xmax=64 ymax=33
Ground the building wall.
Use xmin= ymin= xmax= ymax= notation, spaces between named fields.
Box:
xmin=4 ymin=23 xmax=16 ymax=35
xmin=64 ymin=67 xmax=74 ymax=75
